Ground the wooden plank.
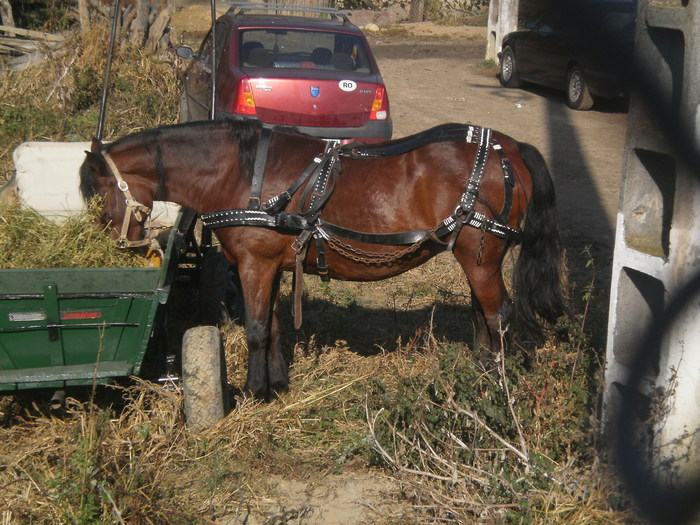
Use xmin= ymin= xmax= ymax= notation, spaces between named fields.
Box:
xmin=0 ymin=25 xmax=66 ymax=42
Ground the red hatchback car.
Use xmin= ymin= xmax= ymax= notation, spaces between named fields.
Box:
xmin=177 ymin=3 xmax=392 ymax=143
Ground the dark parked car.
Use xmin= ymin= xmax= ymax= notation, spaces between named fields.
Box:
xmin=498 ymin=0 xmax=636 ymax=110
xmin=177 ymin=2 xmax=392 ymax=143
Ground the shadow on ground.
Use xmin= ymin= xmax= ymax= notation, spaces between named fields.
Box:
xmin=278 ymin=295 xmax=474 ymax=356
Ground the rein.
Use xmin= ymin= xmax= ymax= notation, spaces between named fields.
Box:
xmin=101 ymin=151 xmax=162 ymax=252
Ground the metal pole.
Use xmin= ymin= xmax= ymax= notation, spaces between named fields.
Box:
xmin=209 ymin=0 xmax=217 ymax=120
xmin=96 ymin=0 xmax=121 ymax=141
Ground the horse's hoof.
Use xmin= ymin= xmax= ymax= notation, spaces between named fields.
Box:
xmin=472 ymin=346 xmax=497 ymax=370
xmin=243 ymin=382 xmax=268 ymax=400
xmin=270 ymin=380 xmax=289 ymax=397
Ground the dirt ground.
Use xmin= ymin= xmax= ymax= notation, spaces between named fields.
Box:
xmin=165 ymin=20 xmax=624 ymax=525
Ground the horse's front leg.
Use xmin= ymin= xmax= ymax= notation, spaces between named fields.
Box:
xmin=238 ymin=264 xmax=282 ymax=399
xmin=267 ymin=279 xmax=288 ymax=396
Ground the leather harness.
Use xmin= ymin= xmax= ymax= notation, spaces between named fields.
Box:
xmin=200 ymin=123 xmax=522 ymax=328
xmin=101 ymin=151 xmax=162 ymax=252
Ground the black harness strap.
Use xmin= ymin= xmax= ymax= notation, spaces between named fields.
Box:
xmin=444 ymin=127 xmax=491 ymax=251
xmin=316 ymin=221 xmax=431 ymax=246
xmin=296 ymin=146 xmax=340 ymax=282
xmin=262 ymin=155 xmax=320 ymax=213
xmin=247 ymin=126 xmax=273 ymax=210
xmin=492 ymin=141 xmax=516 ymax=225
xmin=298 ymin=144 xmax=340 ymax=216
xmin=201 ymin=209 xmax=312 ymax=230
xmin=341 ymin=123 xmax=481 ymax=159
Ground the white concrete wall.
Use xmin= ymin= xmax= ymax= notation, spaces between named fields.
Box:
xmin=12 ymin=141 xmax=90 ymax=221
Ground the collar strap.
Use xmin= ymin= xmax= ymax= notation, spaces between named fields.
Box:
xmin=100 ymin=151 xmax=154 ymax=249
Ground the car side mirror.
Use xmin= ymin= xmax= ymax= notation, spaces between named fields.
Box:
xmin=177 ymin=46 xmax=194 ymax=60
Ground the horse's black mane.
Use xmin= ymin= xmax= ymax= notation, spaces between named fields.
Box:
xmin=79 ymin=160 xmax=96 ymax=201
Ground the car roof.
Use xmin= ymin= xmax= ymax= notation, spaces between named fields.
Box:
xmin=222 ymin=3 xmax=363 ymax=35
xmin=231 ymin=14 xmax=364 ymax=34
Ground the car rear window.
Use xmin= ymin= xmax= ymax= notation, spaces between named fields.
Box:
xmin=239 ymin=29 xmax=372 ymax=73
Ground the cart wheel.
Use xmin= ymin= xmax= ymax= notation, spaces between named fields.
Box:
xmin=199 ymin=248 xmax=245 ymax=326
xmin=182 ymin=326 xmax=229 ymax=430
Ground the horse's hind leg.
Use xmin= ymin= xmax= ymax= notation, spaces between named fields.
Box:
xmin=454 ymin=245 xmax=512 ymax=355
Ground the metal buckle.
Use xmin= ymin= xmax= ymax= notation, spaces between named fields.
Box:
xmin=291 ymin=229 xmax=313 ymax=252
xmin=247 ymin=196 xmax=261 ymax=209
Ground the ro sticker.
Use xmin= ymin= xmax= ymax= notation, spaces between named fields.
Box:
xmin=339 ymin=80 xmax=357 ymax=92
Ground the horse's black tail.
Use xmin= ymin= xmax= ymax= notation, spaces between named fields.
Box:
xmin=512 ymin=141 xmax=566 ymax=342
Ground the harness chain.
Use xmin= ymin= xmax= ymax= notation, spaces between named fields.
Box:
xmin=322 ymin=227 xmax=435 ymax=265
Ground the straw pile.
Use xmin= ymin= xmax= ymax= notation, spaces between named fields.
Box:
xmin=0 ymin=199 xmax=149 ymax=268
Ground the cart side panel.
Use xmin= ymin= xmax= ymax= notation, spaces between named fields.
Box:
xmin=0 ymin=268 xmax=162 ymax=390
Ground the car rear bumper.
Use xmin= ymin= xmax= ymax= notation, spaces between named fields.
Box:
xmin=217 ymin=112 xmax=393 ymax=143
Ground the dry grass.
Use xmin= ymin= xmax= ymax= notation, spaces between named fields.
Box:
xmin=0 ymin=22 xmax=180 ymax=187
xmin=0 ymin=253 xmax=635 ymax=523
xmin=0 ymin=312 xmax=633 ymax=523
xmin=0 ymin=199 xmax=148 ymax=268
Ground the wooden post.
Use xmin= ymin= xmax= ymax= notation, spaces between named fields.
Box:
xmin=409 ymin=0 xmax=424 ymax=23
xmin=130 ymin=0 xmax=150 ymax=46
xmin=0 ymin=0 xmax=16 ymax=29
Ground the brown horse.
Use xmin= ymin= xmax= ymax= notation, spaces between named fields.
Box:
xmin=80 ymin=120 xmax=564 ymax=399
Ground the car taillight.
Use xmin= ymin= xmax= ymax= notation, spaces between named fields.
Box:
xmin=369 ymin=84 xmax=389 ymax=121
xmin=234 ymin=77 xmax=257 ymax=116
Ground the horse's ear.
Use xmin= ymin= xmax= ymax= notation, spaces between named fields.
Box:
xmin=83 ymin=150 xmax=109 ymax=178
xmin=84 ymin=150 xmax=101 ymax=164
xmin=90 ymin=138 xmax=103 ymax=153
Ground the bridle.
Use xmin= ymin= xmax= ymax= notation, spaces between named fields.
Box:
xmin=100 ymin=150 xmax=160 ymax=251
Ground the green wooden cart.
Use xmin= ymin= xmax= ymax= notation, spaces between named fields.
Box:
xmin=0 ymin=143 xmax=234 ymax=429
xmin=0 ymin=0 xmax=237 ymax=428
xmin=0 ymin=208 xmax=195 ymax=391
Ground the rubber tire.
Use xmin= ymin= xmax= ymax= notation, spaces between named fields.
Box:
xmin=182 ymin=326 xmax=229 ymax=430
xmin=199 ymin=248 xmax=245 ymax=326
xmin=499 ymin=46 xmax=522 ymax=88
xmin=566 ymin=66 xmax=594 ymax=110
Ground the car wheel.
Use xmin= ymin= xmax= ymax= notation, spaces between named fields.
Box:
xmin=566 ymin=66 xmax=594 ymax=110
xmin=182 ymin=326 xmax=229 ymax=430
xmin=499 ymin=46 xmax=522 ymax=88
